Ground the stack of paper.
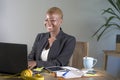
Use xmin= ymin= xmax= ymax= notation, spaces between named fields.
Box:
xmin=55 ymin=66 xmax=84 ymax=79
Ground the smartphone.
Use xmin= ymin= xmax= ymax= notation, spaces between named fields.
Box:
xmin=45 ymin=66 xmax=65 ymax=72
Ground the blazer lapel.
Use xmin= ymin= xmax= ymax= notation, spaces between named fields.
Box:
xmin=48 ymin=40 xmax=61 ymax=60
xmin=37 ymin=34 xmax=49 ymax=60
xmin=47 ymin=31 xmax=63 ymax=60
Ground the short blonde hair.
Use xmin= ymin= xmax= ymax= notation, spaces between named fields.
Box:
xmin=46 ymin=7 xmax=63 ymax=19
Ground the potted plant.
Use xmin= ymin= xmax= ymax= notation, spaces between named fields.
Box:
xmin=92 ymin=0 xmax=120 ymax=41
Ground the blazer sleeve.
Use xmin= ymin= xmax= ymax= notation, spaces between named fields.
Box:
xmin=28 ymin=34 xmax=40 ymax=60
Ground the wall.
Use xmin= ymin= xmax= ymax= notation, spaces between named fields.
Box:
xmin=107 ymin=56 xmax=120 ymax=78
xmin=0 ymin=0 xmax=119 ymax=68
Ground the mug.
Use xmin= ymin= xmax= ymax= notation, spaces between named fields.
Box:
xmin=83 ymin=57 xmax=97 ymax=69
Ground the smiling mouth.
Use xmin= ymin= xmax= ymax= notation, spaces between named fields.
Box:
xmin=47 ymin=26 xmax=53 ymax=28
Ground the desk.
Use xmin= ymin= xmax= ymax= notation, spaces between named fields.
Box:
xmin=0 ymin=69 xmax=116 ymax=80
xmin=65 ymin=69 xmax=116 ymax=80
xmin=103 ymin=50 xmax=120 ymax=70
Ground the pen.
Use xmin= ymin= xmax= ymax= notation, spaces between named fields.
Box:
xmin=62 ymin=70 xmax=70 ymax=76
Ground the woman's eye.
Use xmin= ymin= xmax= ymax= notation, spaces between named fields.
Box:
xmin=45 ymin=19 xmax=56 ymax=22
xmin=45 ymin=20 xmax=48 ymax=22
xmin=51 ymin=20 xmax=56 ymax=22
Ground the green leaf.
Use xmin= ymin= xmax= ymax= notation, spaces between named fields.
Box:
xmin=108 ymin=23 xmax=120 ymax=29
xmin=92 ymin=16 xmax=115 ymax=39
xmin=92 ymin=0 xmax=120 ymax=41
xmin=92 ymin=24 xmax=105 ymax=37
xmin=108 ymin=0 xmax=120 ymax=13
xmin=102 ymin=8 xmax=116 ymax=16
xmin=105 ymin=16 xmax=116 ymax=26
xmin=96 ymin=23 xmax=120 ymax=41
xmin=97 ymin=26 xmax=109 ymax=41
xmin=116 ymin=0 xmax=120 ymax=12
xmin=103 ymin=8 xmax=120 ymax=19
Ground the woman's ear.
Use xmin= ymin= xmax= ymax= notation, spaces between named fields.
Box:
xmin=59 ymin=19 xmax=63 ymax=27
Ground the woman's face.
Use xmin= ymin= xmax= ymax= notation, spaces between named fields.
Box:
xmin=44 ymin=13 xmax=63 ymax=33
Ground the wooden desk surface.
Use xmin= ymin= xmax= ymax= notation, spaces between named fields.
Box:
xmin=0 ymin=69 xmax=116 ymax=80
xmin=65 ymin=69 xmax=116 ymax=80
xmin=0 ymin=73 xmax=57 ymax=80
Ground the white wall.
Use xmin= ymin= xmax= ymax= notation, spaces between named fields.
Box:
xmin=0 ymin=0 xmax=119 ymax=68
xmin=107 ymin=56 xmax=120 ymax=78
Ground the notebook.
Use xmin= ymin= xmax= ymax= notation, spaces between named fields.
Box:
xmin=0 ymin=42 xmax=28 ymax=74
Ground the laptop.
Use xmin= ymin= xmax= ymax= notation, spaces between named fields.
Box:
xmin=0 ymin=42 xmax=28 ymax=74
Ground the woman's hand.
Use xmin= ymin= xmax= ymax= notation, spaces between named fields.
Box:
xmin=28 ymin=60 xmax=37 ymax=69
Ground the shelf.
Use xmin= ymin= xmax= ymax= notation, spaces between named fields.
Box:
xmin=103 ymin=50 xmax=120 ymax=57
xmin=103 ymin=50 xmax=120 ymax=70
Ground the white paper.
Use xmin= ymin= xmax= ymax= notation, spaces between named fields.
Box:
xmin=55 ymin=66 xmax=84 ymax=79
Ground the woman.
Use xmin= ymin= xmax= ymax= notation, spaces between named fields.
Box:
xmin=28 ymin=7 xmax=76 ymax=69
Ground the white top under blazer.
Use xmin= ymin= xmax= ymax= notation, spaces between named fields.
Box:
xmin=41 ymin=48 xmax=50 ymax=61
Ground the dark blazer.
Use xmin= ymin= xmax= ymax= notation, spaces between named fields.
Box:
xmin=28 ymin=30 xmax=76 ymax=67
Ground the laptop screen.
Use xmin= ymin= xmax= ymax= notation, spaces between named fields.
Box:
xmin=0 ymin=42 xmax=28 ymax=74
